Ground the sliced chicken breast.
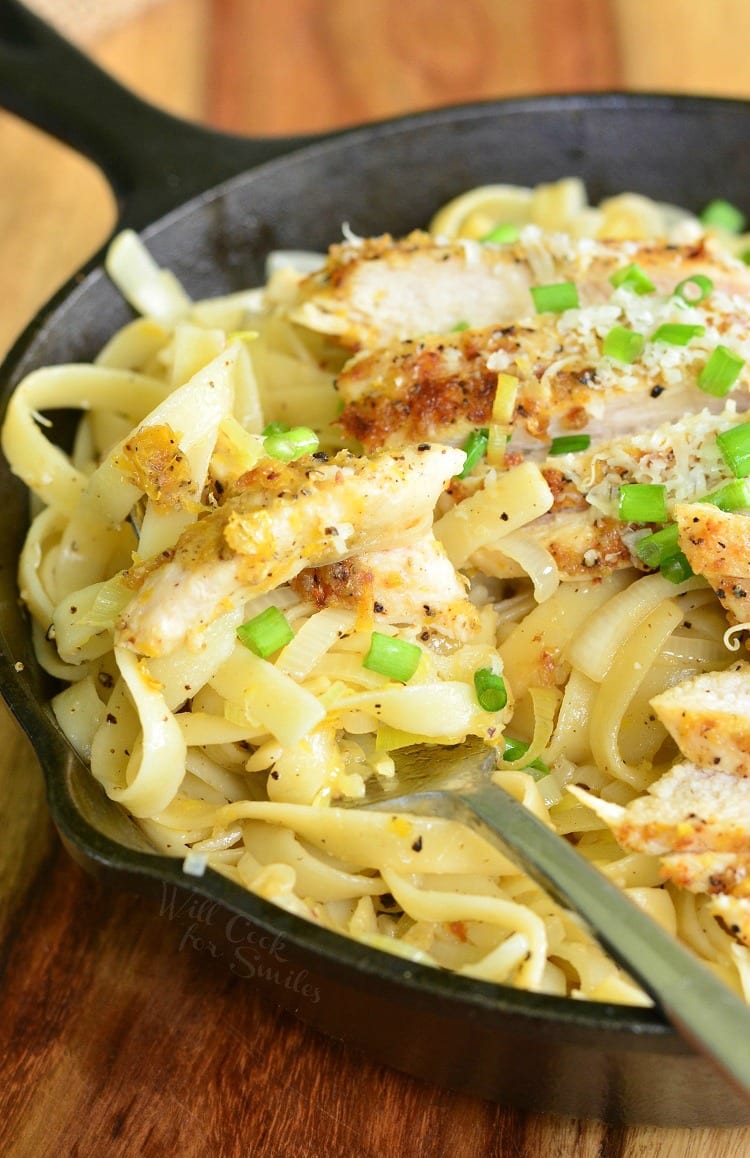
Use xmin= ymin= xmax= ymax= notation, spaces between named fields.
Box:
xmin=677 ymin=503 xmax=750 ymax=629
xmin=292 ymin=229 xmax=750 ymax=351
xmin=572 ymin=660 xmax=750 ymax=943
xmin=569 ymin=762 xmax=750 ymax=856
xmin=660 ymin=851 xmax=750 ymax=898
xmin=117 ymin=443 xmax=464 ymax=657
xmin=473 ymin=506 xmax=633 ymax=581
xmin=337 ymin=297 xmax=750 ymax=453
xmin=290 ymin=532 xmax=480 ymax=641
xmin=651 ymin=663 xmax=750 ymax=776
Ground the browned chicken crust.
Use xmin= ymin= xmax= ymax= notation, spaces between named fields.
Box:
xmin=677 ymin=503 xmax=750 ymax=630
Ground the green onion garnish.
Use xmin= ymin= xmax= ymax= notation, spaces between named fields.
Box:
xmin=458 ymin=428 xmax=489 ymax=478
xmin=451 ymin=320 xmax=471 ymax=332
xmin=635 ymin=523 xmax=680 ymax=568
xmin=549 ymin=434 xmax=591 ymax=455
xmin=618 ymin=483 xmax=668 ymax=524
xmin=237 ymin=606 xmax=294 ymax=658
xmin=637 ymin=482 xmax=750 ymax=570
xmin=660 ymin=551 xmax=694 ymax=584
xmin=263 ymin=425 xmax=320 ymax=462
xmin=530 ymin=281 xmax=579 ymax=314
xmin=673 ymin=274 xmax=713 ymax=304
xmin=636 ymin=493 xmax=748 ymax=569
xmin=717 ymin=422 xmax=750 ymax=478
xmin=609 ymin=263 xmax=656 ymax=295
xmin=362 ymin=632 xmax=422 ymax=683
xmin=697 ymin=345 xmax=745 ymax=397
xmin=473 ymin=668 xmax=508 ymax=712
xmin=701 ymin=478 xmax=750 ymax=511
xmin=502 ymin=736 xmax=549 ymax=779
xmin=651 ymin=323 xmax=705 ymax=346
xmin=481 ymin=223 xmax=520 ymax=244
xmin=602 ymin=325 xmax=645 ymax=364
xmin=701 ymin=199 xmax=746 ymax=234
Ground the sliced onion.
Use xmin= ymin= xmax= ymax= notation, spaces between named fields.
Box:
xmin=496 ymin=532 xmax=560 ymax=603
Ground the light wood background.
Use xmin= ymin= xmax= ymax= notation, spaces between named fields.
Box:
xmin=3 ymin=1 xmax=750 ymax=1154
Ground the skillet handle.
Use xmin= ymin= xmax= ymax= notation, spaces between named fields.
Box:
xmin=0 ymin=0 xmax=326 ymax=230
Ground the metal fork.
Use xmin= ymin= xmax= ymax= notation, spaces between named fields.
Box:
xmin=345 ymin=736 xmax=750 ymax=1101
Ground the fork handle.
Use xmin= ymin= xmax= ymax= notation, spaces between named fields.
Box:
xmin=396 ymin=784 xmax=750 ymax=1101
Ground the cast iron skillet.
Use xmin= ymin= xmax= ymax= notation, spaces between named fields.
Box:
xmin=2 ymin=0 xmax=750 ymax=1126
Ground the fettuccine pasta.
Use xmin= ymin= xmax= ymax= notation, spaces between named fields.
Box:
xmin=6 ymin=176 xmax=750 ymax=1006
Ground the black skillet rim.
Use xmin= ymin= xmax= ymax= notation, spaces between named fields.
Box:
xmin=5 ymin=89 xmax=750 ymax=1063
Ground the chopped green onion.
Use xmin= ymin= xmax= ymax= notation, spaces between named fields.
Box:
xmin=530 ymin=281 xmax=579 ymax=314
xmin=451 ymin=320 xmax=471 ymax=332
xmin=651 ymin=323 xmax=705 ymax=346
xmin=618 ymin=482 xmax=668 ymax=524
xmin=701 ymin=199 xmax=746 ymax=234
xmin=481 ymin=223 xmax=520 ymax=244
xmin=363 ymin=632 xmax=422 ymax=683
xmin=549 ymin=434 xmax=591 ymax=455
xmin=673 ymin=274 xmax=713 ymax=304
xmin=701 ymin=478 xmax=750 ymax=511
xmin=502 ymin=737 xmax=529 ymax=762
xmin=635 ymin=523 xmax=680 ymax=568
xmin=458 ymin=427 xmax=489 ymax=478
xmin=473 ymin=668 xmax=508 ymax=712
xmin=717 ymin=421 xmax=750 ymax=478
xmin=697 ymin=345 xmax=745 ymax=397
xmin=634 ymin=482 xmax=750 ymax=569
xmin=602 ymin=325 xmax=645 ymax=363
xmin=502 ymin=736 xmax=549 ymax=779
xmin=237 ymin=606 xmax=294 ymax=658
xmin=660 ymin=551 xmax=694 ymax=584
xmin=609 ymin=263 xmax=656 ymax=295
xmin=263 ymin=425 xmax=319 ymax=461
xmin=262 ymin=421 xmax=290 ymax=436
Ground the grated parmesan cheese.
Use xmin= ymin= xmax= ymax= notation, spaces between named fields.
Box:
xmin=563 ymin=404 xmax=741 ymax=518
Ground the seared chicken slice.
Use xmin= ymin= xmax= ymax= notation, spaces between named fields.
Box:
xmin=569 ymin=763 xmax=750 ymax=856
xmin=292 ymin=229 xmax=750 ymax=351
xmin=337 ymin=297 xmax=750 ymax=453
xmin=651 ymin=663 xmax=750 ymax=777
xmin=660 ymin=852 xmax=750 ymax=899
xmin=571 ymin=662 xmax=750 ymax=945
xmin=660 ymin=851 xmax=750 ymax=948
xmin=464 ymin=407 xmax=743 ymax=581
xmin=677 ymin=503 xmax=750 ymax=629
xmin=473 ymin=507 xmax=633 ymax=582
xmin=117 ymin=444 xmax=464 ymax=657
xmin=290 ymin=532 xmax=480 ymax=641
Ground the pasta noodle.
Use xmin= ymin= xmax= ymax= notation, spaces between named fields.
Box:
xmin=6 ymin=176 xmax=750 ymax=1006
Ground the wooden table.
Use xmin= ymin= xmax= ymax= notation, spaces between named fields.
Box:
xmin=3 ymin=1 xmax=750 ymax=1153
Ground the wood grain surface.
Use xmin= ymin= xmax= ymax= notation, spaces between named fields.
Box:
xmin=2 ymin=1 xmax=750 ymax=1154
